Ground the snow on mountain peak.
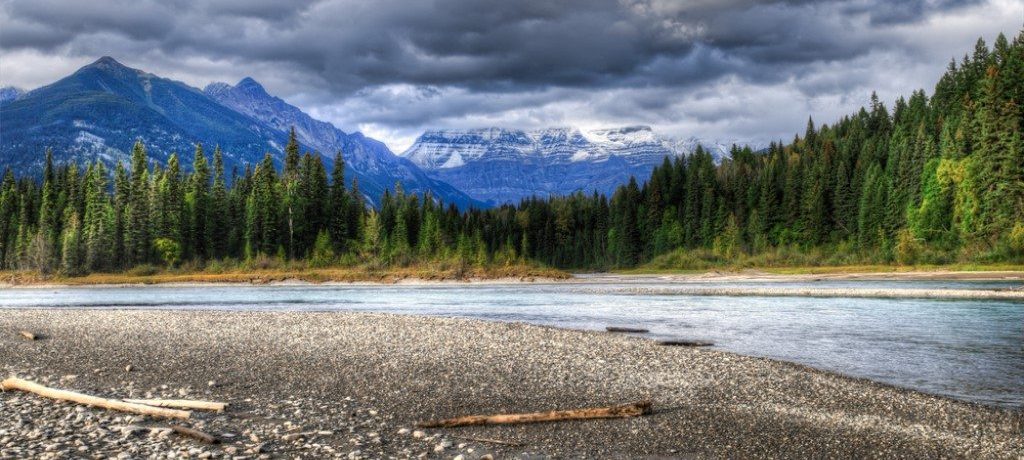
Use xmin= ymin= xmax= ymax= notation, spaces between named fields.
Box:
xmin=401 ymin=125 xmax=764 ymax=204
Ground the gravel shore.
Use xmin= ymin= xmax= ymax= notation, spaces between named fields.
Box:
xmin=1 ymin=310 xmax=1021 ymax=459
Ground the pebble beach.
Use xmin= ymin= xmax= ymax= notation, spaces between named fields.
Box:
xmin=1 ymin=309 xmax=1021 ymax=459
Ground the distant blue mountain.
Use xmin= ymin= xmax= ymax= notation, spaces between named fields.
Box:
xmin=0 ymin=86 xmax=25 ymax=104
xmin=0 ymin=57 xmax=293 ymax=174
xmin=204 ymin=78 xmax=479 ymax=208
xmin=0 ymin=57 xmax=479 ymax=208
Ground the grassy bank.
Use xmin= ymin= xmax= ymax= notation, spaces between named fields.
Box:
xmin=0 ymin=262 xmax=569 ymax=286
xmin=621 ymin=247 xmax=1024 ymax=276
xmin=622 ymin=263 xmax=1024 ymax=276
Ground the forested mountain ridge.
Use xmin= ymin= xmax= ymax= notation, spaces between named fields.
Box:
xmin=0 ymin=32 xmax=1020 ymax=275
xmin=0 ymin=57 xmax=478 ymax=208
xmin=0 ymin=57 xmax=296 ymax=174
xmin=203 ymin=78 xmax=480 ymax=209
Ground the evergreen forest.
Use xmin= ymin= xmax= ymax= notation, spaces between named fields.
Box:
xmin=1 ymin=32 xmax=1022 ymax=276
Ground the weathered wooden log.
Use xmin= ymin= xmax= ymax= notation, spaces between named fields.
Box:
xmin=0 ymin=377 xmax=190 ymax=419
xmin=169 ymin=424 xmax=219 ymax=444
xmin=605 ymin=326 xmax=649 ymax=333
xmin=123 ymin=398 xmax=227 ymax=413
xmin=113 ymin=424 xmax=218 ymax=444
xmin=452 ymin=435 xmax=522 ymax=446
xmin=18 ymin=330 xmax=37 ymax=340
xmin=415 ymin=401 xmax=652 ymax=428
xmin=281 ymin=430 xmax=319 ymax=441
xmin=657 ymin=339 xmax=713 ymax=347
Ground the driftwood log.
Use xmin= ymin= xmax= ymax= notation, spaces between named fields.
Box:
xmin=416 ymin=401 xmax=652 ymax=428
xmin=657 ymin=340 xmax=713 ymax=347
xmin=0 ymin=377 xmax=191 ymax=419
xmin=18 ymin=330 xmax=37 ymax=341
xmin=452 ymin=435 xmax=522 ymax=446
xmin=169 ymin=425 xmax=219 ymax=444
xmin=124 ymin=398 xmax=227 ymax=413
xmin=115 ymin=424 xmax=218 ymax=444
xmin=605 ymin=326 xmax=649 ymax=333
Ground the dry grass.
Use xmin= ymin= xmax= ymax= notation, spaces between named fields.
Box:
xmin=0 ymin=263 xmax=569 ymax=286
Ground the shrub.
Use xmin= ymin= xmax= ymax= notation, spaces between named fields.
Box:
xmin=309 ymin=231 xmax=336 ymax=268
xmin=128 ymin=264 xmax=159 ymax=277
xmin=153 ymin=238 xmax=181 ymax=268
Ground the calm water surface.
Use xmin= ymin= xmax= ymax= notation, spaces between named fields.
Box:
xmin=2 ymin=276 xmax=1021 ymax=408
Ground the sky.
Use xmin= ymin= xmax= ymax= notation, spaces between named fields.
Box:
xmin=1 ymin=0 xmax=1022 ymax=153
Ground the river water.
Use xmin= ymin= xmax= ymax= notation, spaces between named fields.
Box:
xmin=2 ymin=275 xmax=1021 ymax=408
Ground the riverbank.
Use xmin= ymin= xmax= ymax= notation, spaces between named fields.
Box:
xmin=1 ymin=310 xmax=1020 ymax=458
xmin=619 ymin=264 xmax=1024 ymax=280
xmin=3 ymin=264 xmax=1023 ymax=288
xmin=0 ymin=264 xmax=570 ymax=287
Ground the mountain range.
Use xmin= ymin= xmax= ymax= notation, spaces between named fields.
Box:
xmin=0 ymin=57 xmax=752 ymax=207
xmin=0 ymin=57 xmax=478 ymax=208
xmin=400 ymin=126 xmax=756 ymax=204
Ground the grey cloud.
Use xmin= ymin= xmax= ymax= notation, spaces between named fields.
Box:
xmin=0 ymin=0 xmax=1015 ymax=148
xmin=5 ymin=0 xmax=961 ymax=92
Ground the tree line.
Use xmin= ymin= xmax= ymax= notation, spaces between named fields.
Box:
xmin=0 ymin=32 xmax=1021 ymax=275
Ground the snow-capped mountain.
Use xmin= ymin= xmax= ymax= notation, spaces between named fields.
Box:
xmin=401 ymin=126 xmax=756 ymax=205
xmin=204 ymin=78 xmax=479 ymax=208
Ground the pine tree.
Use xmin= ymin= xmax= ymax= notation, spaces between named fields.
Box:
xmin=210 ymin=146 xmax=228 ymax=258
xmin=186 ymin=144 xmax=211 ymax=260
xmin=329 ymin=152 xmax=350 ymax=251
xmin=126 ymin=141 xmax=151 ymax=265
xmin=60 ymin=211 xmax=83 ymax=275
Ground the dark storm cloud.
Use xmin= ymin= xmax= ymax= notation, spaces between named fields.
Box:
xmin=0 ymin=0 xmax=1013 ymax=148
xmin=4 ymin=0 xmax=978 ymax=90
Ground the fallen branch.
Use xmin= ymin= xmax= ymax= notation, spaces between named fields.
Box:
xmin=281 ymin=430 xmax=318 ymax=441
xmin=123 ymin=398 xmax=227 ymax=413
xmin=605 ymin=326 xmax=649 ymax=333
xmin=113 ymin=424 xmax=218 ymax=444
xmin=169 ymin=425 xmax=219 ymax=444
xmin=0 ymin=377 xmax=190 ymax=419
xmin=19 ymin=330 xmax=37 ymax=341
xmin=451 ymin=434 xmax=522 ymax=446
xmin=415 ymin=401 xmax=652 ymax=428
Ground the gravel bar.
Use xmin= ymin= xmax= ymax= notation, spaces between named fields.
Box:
xmin=1 ymin=310 xmax=1021 ymax=459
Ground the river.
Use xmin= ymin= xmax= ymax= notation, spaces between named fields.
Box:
xmin=2 ymin=275 xmax=1021 ymax=408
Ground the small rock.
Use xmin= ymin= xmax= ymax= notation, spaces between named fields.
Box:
xmin=412 ymin=430 xmax=425 ymax=439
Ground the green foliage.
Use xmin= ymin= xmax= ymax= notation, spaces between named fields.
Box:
xmin=309 ymin=230 xmax=335 ymax=268
xmin=153 ymin=238 xmax=182 ymax=268
xmin=1008 ymin=222 xmax=1024 ymax=256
